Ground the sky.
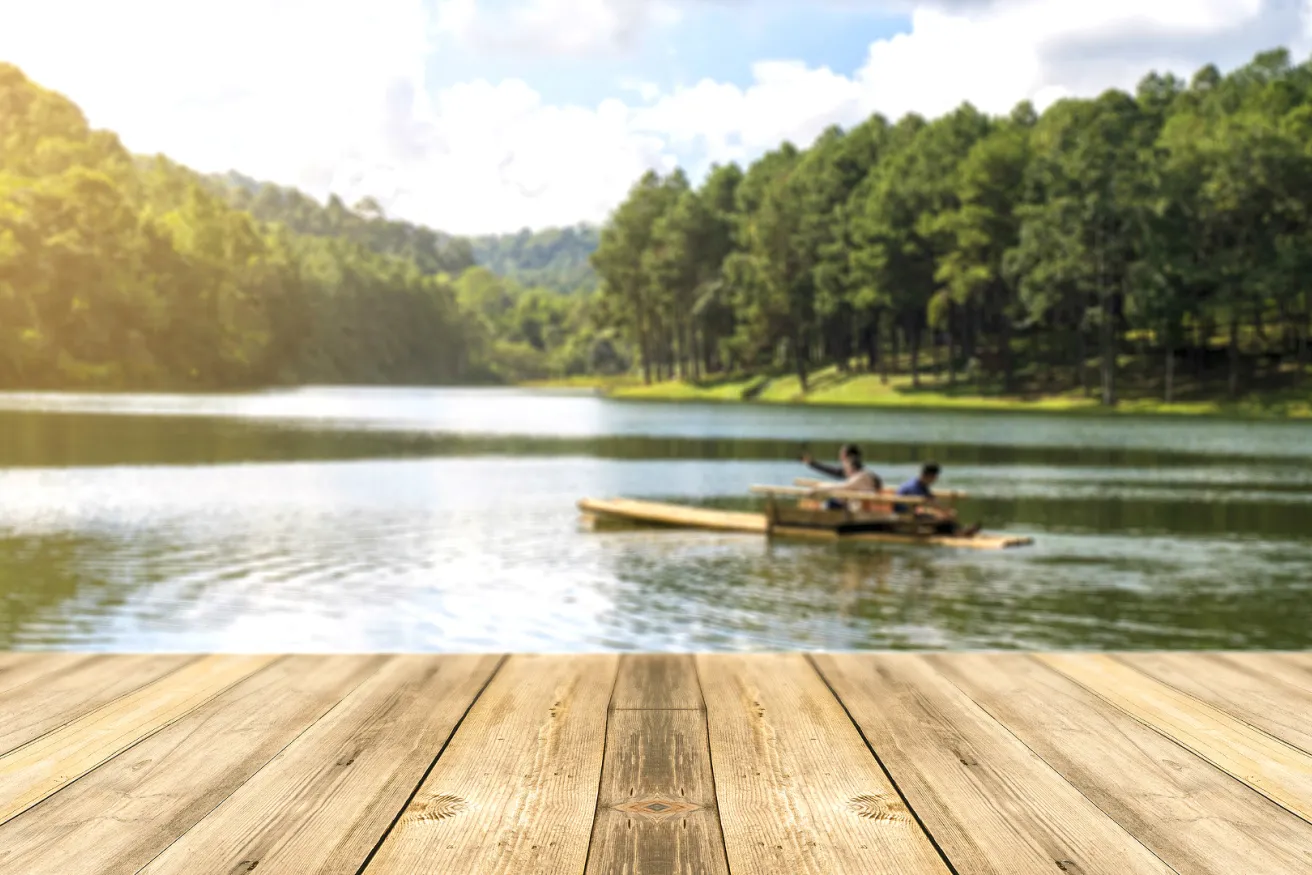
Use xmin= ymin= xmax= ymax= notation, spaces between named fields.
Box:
xmin=2 ymin=0 xmax=1312 ymax=235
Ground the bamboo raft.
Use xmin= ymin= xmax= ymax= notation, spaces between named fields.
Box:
xmin=579 ymin=482 xmax=1034 ymax=551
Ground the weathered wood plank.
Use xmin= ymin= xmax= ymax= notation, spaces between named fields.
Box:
xmin=0 ymin=653 xmax=279 ymax=825
xmin=815 ymin=653 xmax=1174 ymax=875
xmin=0 ymin=654 xmax=195 ymax=755
xmin=1121 ymin=652 xmax=1312 ymax=755
xmin=0 ymin=655 xmax=381 ymax=875
xmin=364 ymin=654 xmax=617 ymax=875
xmin=699 ymin=653 xmax=948 ymax=875
xmin=136 ymin=654 xmax=502 ymax=875
xmin=611 ymin=653 xmax=702 ymax=710
xmin=0 ymin=653 xmax=93 ymax=696
xmin=1219 ymin=652 xmax=1312 ymax=694
xmin=934 ymin=653 xmax=1312 ymax=874
xmin=1040 ymin=652 xmax=1312 ymax=824
xmin=586 ymin=654 xmax=727 ymax=875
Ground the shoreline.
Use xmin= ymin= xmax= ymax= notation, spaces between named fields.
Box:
xmin=522 ymin=373 xmax=1312 ymax=420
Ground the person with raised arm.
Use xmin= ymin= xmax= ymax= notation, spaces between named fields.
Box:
xmin=799 ymin=444 xmax=882 ymax=510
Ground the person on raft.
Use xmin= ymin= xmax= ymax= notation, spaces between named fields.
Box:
xmin=896 ymin=462 xmax=982 ymax=537
xmin=800 ymin=444 xmax=882 ymax=510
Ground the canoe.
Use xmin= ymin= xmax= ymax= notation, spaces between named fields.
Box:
xmin=577 ymin=497 xmax=1034 ymax=551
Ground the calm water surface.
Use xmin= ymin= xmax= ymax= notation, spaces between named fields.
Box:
xmin=1 ymin=386 xmax=1310 ymax=651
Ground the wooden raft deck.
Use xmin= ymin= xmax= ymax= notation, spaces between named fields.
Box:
xmin=1 ymin=652 xmax=1311 ymax=873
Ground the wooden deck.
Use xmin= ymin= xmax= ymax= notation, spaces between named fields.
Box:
xmin=1 ymin=652 xmax=1311 ymax=873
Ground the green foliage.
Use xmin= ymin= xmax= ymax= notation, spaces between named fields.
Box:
xmin=214 ymin=172 xmax=477 ymax=277
xmin=469 ymin=224 xmax=599 ymax=293
xmin=589 ymin=48 xmax=1312 ymax=407
xmin=0 ymin=62 xmax=604 ymax=389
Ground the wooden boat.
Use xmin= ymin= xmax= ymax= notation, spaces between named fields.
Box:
xmin=578 ymin=484 xmax=1034 ymax=551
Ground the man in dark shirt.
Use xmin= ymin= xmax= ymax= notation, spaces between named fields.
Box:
xmin=896 ymin=462 xmax=980 ymax=536
xmin=895 ymin=462 xmax=939 ymax=509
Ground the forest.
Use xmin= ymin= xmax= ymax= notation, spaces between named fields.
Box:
xmin=7 ymin=48 xmax=1312 ymax=406
xmin=0 ymin=63 xmax=602 ymax=389
xmin=590 ymin=48 xmax=1312 ymax=406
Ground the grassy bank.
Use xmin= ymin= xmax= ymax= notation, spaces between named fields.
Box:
xmin=529 ymin=368 xmax=1312 ymax=418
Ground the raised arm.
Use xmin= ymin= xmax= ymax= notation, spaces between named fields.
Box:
xmin=805 ymin=458 xmax=845 ymax=479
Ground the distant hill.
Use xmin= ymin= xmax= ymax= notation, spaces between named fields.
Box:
xmin=470 ymin=225 xmax=600 ymax=293
xmin=210 ymin=173 xmax=599 ymax=292
xmin=211 ymin=172 xmax=477 ymax=276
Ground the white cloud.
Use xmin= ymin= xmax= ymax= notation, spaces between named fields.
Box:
xmin=435 ymin=0 xmax=683 ymax=57
xmin=1 ymin=0 xmax=1310 ymax=234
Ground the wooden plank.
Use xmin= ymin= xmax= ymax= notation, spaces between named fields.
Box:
xmin=0 ymin=654 xmax=196 ymax=755
xmin=586 ymin=654 xmax=727 ymax=875
xmin=1120 ymin=652 xmax=1312 ymax=755
xmin=835 ymin=529 xmax=1032 ymax=550
xmin=0 ymin=655 xmax=382 ymax=875
xmin=1040 ymin=652 xmax=1312 ymax=824
xmin=698 ymin=653 xmax=948 ymax=875
xmin=793 ymin=478 xmax=968 ymax=499
xmin=933 ymin=653 xmax=1312 ymax=874
xmin=814 ymin=653 xmax=1173 ymax=875
xmin=1215 ymin=652 xmax=1312 ymax=695
xmin=611 ymin=654 xmax=702 ymax=710
xmin=0 ymin=653 xmax=279 ymax=825
xmin=0 ymin=653 xmax=93 ymax=696
xmin=751 ymin=484 xmax=936 ymax=504
xmin=137 ymin=654 xmax=501 ymax=875
xmin=365 ymin=654 xmax=617 ymax=875
xmin=586 ymin=710 xmax=728 ymax=875
xmin=579 ymin=498 xmax=768 ymax=533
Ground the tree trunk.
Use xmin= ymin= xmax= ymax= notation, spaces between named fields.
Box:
xmin=891 ymin=321 xmax=900 ymax=383
xmin=1100 ymin=294 xmax=1115 ymax=407
xmin=865 ymin=318 xmax=879 ymax=373
xmin=878 ymin=312 xmax=889 ymax=384
xmin=639 ymin=329 xmax=652 ymax=384
xmin=946 ymin=304 xmax=957 ymax=388
xmin=910 ymin=321 xmax=921 ymax=388
xmin=792 ymin=329 xmax=809 ymax=392
xmin=1297 ymin=305 xmax=1309 ymax=383
xmin=931 ymin=328 xmax=942 ymax=383
xmin=1164 ymin=342 xmax=1174 ymax=405
xmin=1075 ymin=323 xmax=1088 ymax=396
xmin=1001 ymin=317 xmax=1014 ymax=394
xmin=1228 ymin=314 xmax=1240 ymax=398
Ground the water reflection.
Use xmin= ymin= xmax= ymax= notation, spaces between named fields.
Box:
xmin=1 ymin=389 xmax=1311 ymax=652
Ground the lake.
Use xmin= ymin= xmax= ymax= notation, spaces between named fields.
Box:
xmin=1 ymin=386 xmax=1310 ymax=652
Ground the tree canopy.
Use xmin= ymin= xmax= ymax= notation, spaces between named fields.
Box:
xmin=0 ymin=63 xmax=605 ymax=388
xmin=589 ymin=48 xmax=1312 ymax=405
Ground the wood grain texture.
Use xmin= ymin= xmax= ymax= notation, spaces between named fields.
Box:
xmin=1120 ymin=652 xmax=1312 ymax=754
xmin=1040 ymin=651 xmax=1312 ymax=824
xmin=612 ymin=654 xmax=702 ymax=710
xmin=698 ymin=653 xmax=948 ymax=875
xmin=815 ymin=653 xmax=1174 ymax=875
xmin=0 ymin=653 xmax=279 ymax=825
xmin=0 ymin=655 xmax=381 ymax=875
xmin=587 ymin=654 xmax=728 ymax=875
xmin=0 ymin=654 xmax=195 ymax=755
xmin=137 ymin=654 xmax=502 ymax=875
xmin=934 ymin=652 xmax=1312 ymax=874
xmin=364 ymin=653 xmax=618 ymax=875
xmin=1221 ymin=652 xmax=1312 ymax=694
xmin=0 ymin=653 xmax=93 ymax=696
